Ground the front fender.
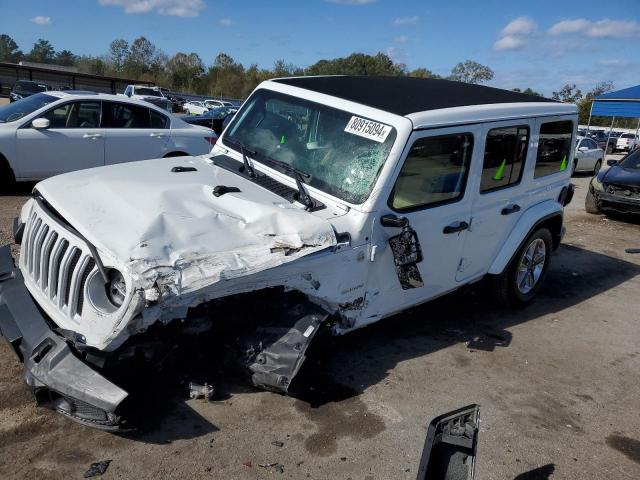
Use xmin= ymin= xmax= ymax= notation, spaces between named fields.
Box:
xmin=488 ymin=200 xmax=563 ymax=275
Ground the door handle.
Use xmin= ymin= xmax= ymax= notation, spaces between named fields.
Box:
xmin=501 ymin=204 xmax=521 ymax=215
xmin=443 ymin=221 xmax=469 ymax=234
xmin=83 ymin=133 xmax=102 ymax=139
xmin=150 ymin=132 xmax=166 ymax=138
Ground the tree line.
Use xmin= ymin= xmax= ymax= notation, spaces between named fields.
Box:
xmin=0 ymin=33 xmax=499 ymax=98
xmin=1 ymin=33 xmax=629 ymax=127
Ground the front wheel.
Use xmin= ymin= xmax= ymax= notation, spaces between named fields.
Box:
xmin=494 ymin=228 xmax=553 ymax=308
xmin=593 ymin=159 xmax=602 ymax=175
xmin=585 ymin=188 xmax=601 ymax=214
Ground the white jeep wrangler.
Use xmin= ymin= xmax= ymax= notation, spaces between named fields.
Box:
xmin=0 ymin=76 xmax=576 ymax=429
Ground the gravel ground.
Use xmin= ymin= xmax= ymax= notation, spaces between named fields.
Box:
xmin=0 ymin=159 xmax=639 ymax=480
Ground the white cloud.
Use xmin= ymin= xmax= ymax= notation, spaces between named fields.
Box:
xmin=598 ymin=58 xmax=631 ymax=68
xmin=392 ymin=16 xmax=419 ymax=26
xmin=493 ymin=35 xmax=525 ymax=51
xmin=494 ymin=16 xmax=537 ymax=52
xmin=99 ymin=0 xmax=205 ymax=18
xmin=326 ymin=0 xmax=376 ymax=5
xmin=394 ymin=35 xmax=409 ymax=43
xmin=501 ymin=16 xmax=537 ymax=36
xmin=548 ymin=19 xmax=590 ymax=35
xmin=549 ymin=18 xmax=640 ymax=38
xmin=219 ymin=18 xmax=233 ymax=27
xmin=30 ymin=16 xmax=51 ymax=25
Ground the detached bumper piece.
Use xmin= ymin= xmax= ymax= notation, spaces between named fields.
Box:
xmin=0 ymin=245 xmax=128 ymax=430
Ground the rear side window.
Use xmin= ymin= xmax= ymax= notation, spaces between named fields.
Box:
xmin=103 ymin=102 xmax=150 ymax=128
xmin=150 ymin=110 xmax=169 ymax=128
xmin=480 ymin=126 xmax=529 ymax=193
xmin=534 ymin=121 xmax=573 ymax=178
xmin=390 ymin=133 xmax=473 ymax=211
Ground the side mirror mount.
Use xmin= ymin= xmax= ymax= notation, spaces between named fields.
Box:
xmin=31 ymin=118 xmax=50 ymax=129
xmin=380 ymin=214 xmax=409 ymax=228
xmin=607 ymin=159 xmax=618 ymax=167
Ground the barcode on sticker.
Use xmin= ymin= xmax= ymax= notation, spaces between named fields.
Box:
xmin=344 ymin=116 xmax=392 ymax=143
xmin=303 ymin=326 xmax=315 ymax=338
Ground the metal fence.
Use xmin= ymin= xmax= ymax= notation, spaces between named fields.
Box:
xmin=0 ymin=62 xmax=243 ymax=105
xmin=0 ymin=62 xmax=153 ymax=96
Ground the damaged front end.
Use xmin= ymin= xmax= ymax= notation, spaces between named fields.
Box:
xmin=0 ymin=245 xmax=127 ymax=430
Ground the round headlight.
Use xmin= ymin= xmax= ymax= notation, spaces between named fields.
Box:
xmin=106 ymin=270 xmax=126 ymax=308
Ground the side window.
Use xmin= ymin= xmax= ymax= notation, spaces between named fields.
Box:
xmin=42 ymin=102 xmax=101 ymax=128
xmin=390 ymin=133 xmax=474 ymax=211
xmin=124 ymin=86 xmax=131 ymax=96
xmin=588 ymin=139 xmax=598 ymax=149
xmin=150 ymin=109 xmax=169 ymax=129
xmin=42 ymin=103 xmax=72 ymax=128
xmin=103 ymin=102 xmax=151 ymax=128
xmin=480 ymin=126 xmax=529 ymax=193
xmin=534 ymin=120 xmax=573 ymax=178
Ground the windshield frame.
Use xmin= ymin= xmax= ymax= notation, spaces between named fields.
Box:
xmin=220 ymin=86 xmax=408 ymax=207
xmin=618 ymin=148 xmax=640 ymax=170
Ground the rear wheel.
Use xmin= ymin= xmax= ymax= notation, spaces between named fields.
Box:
xmin=593 ymin=159 xmax=602 ymax=175
xmin=494 ymin=228 xmax=553 ymax=308
xmin=585 ymin=188 xmax=601 ymax=214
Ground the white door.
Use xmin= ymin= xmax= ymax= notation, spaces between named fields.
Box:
xmin=102 ymin=101 xmax=171 ymax=165
xmin=16 ymin=101 xmax=104 ymax=179
xmin=455 ymin=121 xmax=534 ymax=282
xmin=365 ymin=126 xmax=480 ymax=317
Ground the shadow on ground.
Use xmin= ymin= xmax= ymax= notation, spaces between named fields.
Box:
xmin=112 ymin=242 xmax=640 ymax=445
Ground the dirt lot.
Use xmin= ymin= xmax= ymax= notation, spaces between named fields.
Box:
xmin=1 ymin=161 xmax=639 ymax=480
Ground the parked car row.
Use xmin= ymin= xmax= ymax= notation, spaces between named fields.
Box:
xmin=0 ymin=91 xmax=217 ymax=183
xmin=578 ymin=128 xmax=638 ymax=153
xmin=181 ymin=106 xmax=236 ymax=134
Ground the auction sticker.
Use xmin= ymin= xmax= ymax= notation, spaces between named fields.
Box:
xmin=344 ymin=116 xmax=392 ymax=143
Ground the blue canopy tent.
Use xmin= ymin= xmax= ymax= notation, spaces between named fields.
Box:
xmin=589 ymin=85 xmax=640 ymax=152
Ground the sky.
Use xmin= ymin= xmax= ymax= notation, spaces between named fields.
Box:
xmin=1 ymin=0 xmax=639 ymax=96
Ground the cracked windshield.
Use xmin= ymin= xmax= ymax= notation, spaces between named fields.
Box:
xmin=224 ymin=89 xmax=397 ymax=204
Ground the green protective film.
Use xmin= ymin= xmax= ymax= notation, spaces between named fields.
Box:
xmin=560 ymin=155 xmax=567 ymax=171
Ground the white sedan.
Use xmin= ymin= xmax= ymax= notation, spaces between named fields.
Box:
xmin=0 ymin=91 xmax=217 ymax=183
xmin=183 ymin=101 xmax=209 ymax=115
xmin=573 ymin=136 xmax=604 ymax=175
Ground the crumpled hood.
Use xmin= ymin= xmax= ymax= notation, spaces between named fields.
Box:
xmin=36 ymin=155 xmax=337 ymax=291
xmin=601 ymin=165 xmax=640 ymax=187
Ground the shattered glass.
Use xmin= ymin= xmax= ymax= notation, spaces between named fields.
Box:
xmin=224 ymin=89 xmax=397 ymax=204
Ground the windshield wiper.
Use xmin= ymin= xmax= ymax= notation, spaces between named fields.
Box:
xmin=257 ymin=155 xmax=314 ymax=210
xmin=223 ymin=137 xmax=315 ymax=210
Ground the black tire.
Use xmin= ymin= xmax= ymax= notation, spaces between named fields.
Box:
xmin=593 ymin=159 xmax=602 ymax=175
xmin=494 ymin=228 xmax=553 ymax=308
xmin=571 ymin=159 xmax=578 ymax=176
xmin=0 ymin=156 xmax=15 ymax=193
xmin=585 ymin=188 xmax=600 ymax=214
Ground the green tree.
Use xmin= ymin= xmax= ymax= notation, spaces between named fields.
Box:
xmin=449 ymin=60 xmax=494 ymax=84
xmin=512 ymin=87 xmax=543 ymax=97
xmin=108 ymin=39 xmax=129 ymax=73
xmin=409 ymin=68 xmax=441 ymax=79
xmin=551 ymin=84 xmax=583 ymax=103
xmin=28 ymin=38 xmax=55 ymax=63
xmin=0 ymin=34 xmax=22 ymax=62
xmin=55 ymin=49 xmax=76 ymax=66
xmin=166 ymin=52 xmax=204 ymax=92
xmin=306 ymin=52 xmax=404 ymax=76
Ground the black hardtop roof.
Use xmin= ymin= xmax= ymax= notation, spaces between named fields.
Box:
xmin=273 ymin=76 xmax=554 ymax=116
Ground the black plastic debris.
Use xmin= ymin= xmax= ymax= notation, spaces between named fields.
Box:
xmin=84 ymin=460 xmax=111 ymax=478
xmin=271 ymin=441 xmax=284 ymax=447
xmin=625 ymin=248 xmax=640 ymax=254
